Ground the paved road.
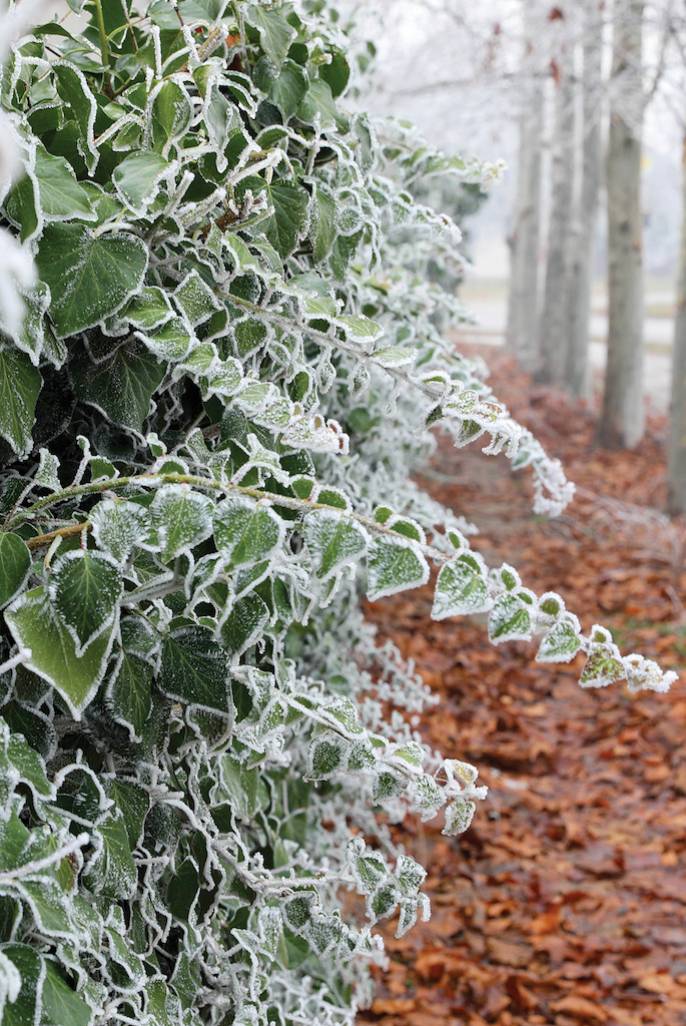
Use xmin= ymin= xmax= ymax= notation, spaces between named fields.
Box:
xmin=459 ymin=285 xmax=674 ymax=414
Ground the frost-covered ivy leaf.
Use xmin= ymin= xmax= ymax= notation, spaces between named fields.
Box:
xmin=113 ymin=151 xmax=171 ymax=214
xmin=109 ymin=779 xmax=149 ymax=851
xmin=245 ymin=3 xmax=295 ymax=65
xmin=35 ymin=448 xmax=61 ymax=492
xmin=488 ymin=591 xmax=534 ymax=644
xmin=41 ymin=960 xmax=93 ymax=1026
xmin=265 ymin=59 xmax=308 ymax=118
xmin=20 ymin=878 xmax=73 ymax=938
xmin=396 ymin=853 xmax=426 ymax=897
xmin=338 ymin=314 xmax=383 ymax=345
xmin=70 ymin=341 xmax=164 ymax=432
xmin=367 ymin=537 xmax=429 ymax=602
xmin=373 ymin=345 xmax=414 ymax=369
xmin=213 ymin=495 xmax=283 ymax=568
xmin=0 ymin=944 xmax=43 ymax=1026
xmin=108 ymin=652 xmax=153 ymax=742
xmin=310 ymin=182 xmax=336 ymax=263
xmin=84 ymin=811 xmax=136 ymax=901
xmin=0 ymin=348 xmax=41 ymax=458
xmin=150 ymin=485 xmax=213 ymax=561
xmin=6 ymin=728 xmax=54 ymax=805
xmin=623 ymin=653 xmax=678 ymax=694
xmin=174 ymin=271 xmax=221 ymax=327
xmin=308 ymin=732 xmax=347 ymax=779
xmin=36 ymin=224 xmax=147 ymax=338
xmin=34 ymin=145 xmax=95 ymax=221
xmin=219 ymin=755 xmax=268 ymax=821
xmin=125 ymin=287 xmax=173 ymax=331
xmin=536 ymin=612 xmax=583 ymax=663
xmin=370 ymin=881 xmax=399 ymax=920
xmin=6 ymin=281 xmax=51 ymax=367
xmin=219 ymin=592 xmax=269 ymax=656
xmin=160 ymin=626 xmax=229 ymax=712
xmin=135 ymin=317 xmax=194 ymax=362
xmin=443 ymin=797 xmax=476 ymax=836
xmin=53 ymin=62 xmax=98 ymax=172
xmin=303 ymin=510 xmax=368 ymax=581
xmin=0 ymin=533 xmax=31 ymax=609
xmin=90 ymin=499 xmax=149 ymax=565
xmin=431 ymin=554 xmax=490 ymax=620
xmin=5 ymin=586 xmax=115 ymax=718
xmin=350 ymin=846 xmax=387 ymax=893
xmin=150 ymin=80 xmax=193 ymax=154
xmin=50 ymin=551 xmax=122 ymax=655
xmin=580 ymin=629 xmax=625 ymax=688
xmin=298 ymin=78 xmax=338 ymax=128
xmin=262 ymin=180 xmax=310 ymax=258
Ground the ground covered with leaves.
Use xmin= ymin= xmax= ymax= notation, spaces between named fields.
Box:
xmin=360 ymin=352 xmax=686 ymax=1026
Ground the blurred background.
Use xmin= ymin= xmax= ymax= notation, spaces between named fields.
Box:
xmin=342 ymin=0 xmax=685 ymax=436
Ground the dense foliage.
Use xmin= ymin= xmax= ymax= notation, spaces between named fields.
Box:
xmin=0 ymin=2 xmax=676 ymax=1024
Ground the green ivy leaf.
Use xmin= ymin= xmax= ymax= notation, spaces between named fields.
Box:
xmin=0 ymin=349 xmax=41 ymax=458
xmin=90 ymin=499 xmax=149 ymax=566
xmin=488 ymin=592 xmax=534 ymax=644
xmin=267 ymin=59 xmax=308 ymax=118
xmin=112 ymin=151 xmax=171 ymax=214
xmin=431 ymin=555 xmax=490 ymax=620
xmin=213 ymin=496 xmax=283 ymax=568
xmin=149 ymin=485 xmax=214 ymax=561
xmin=108 ymin=652 xmax=153 ymax=742
xmin=53 ymin=62 xmax=99 ymax=172
xmin=219 ymin=592 xmax=269 ymax=656
xmin=537 ymin=613 xmax=583 ymax=663
xmin=367 ymin=537 xmax=429 ymax=602
xmin=69 ymin=341 xmax=164 ymax=432
xmin=36 ymin=224 xmax=148 ymax=338
xmin=246 ymin=4 xmax=295 ymax=66
xmin=0 ymin=943 xmax=43 ymax=1026
xmin=41 ymin=961 xmax=92 ymax=1026
xmin=160 ymin=626 xmax=230 ymax=712
xmin=4 ymin=586 xmax=115 ymax=718
xmin=83 ymin=811 xmax=136 ymax=900
xmin=150 ymin=80 xmax=193 ymax=153
xmin=0 ymin=533 xmax=31 ymax=609
xmin=34 ymin=144 xmax=95 ymax=222
xmin=125 ymin=286 xmax=173 ymax=331
xmin=263 ymin=180 xmax=310 ymax=258
xmin=50 ymin=551 xmax=123 ymax=654
xmin=310 ymin=183 xmax=336 ymax=263
xmin=303 ymin=510 xmax=368 ymax=581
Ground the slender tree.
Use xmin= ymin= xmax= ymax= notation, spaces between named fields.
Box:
xmin=537 ymin=30 xmax=577 ymax=385
xmin=565 ymin=0 xmax=604 ymax=398
xmin=506 ymin=4 xmax=546 ymax=372
xmin=598 ymin=0 xmax=646 ymax=448
xmin=667 ymin=136 xmax=686 ymax=512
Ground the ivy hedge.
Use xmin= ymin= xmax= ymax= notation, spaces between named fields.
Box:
xmin=0 ymin=1 xmax=675 ymax=1024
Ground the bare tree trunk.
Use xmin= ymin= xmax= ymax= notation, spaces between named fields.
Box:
xmin=598 ymin=0 xmax=645 ymax=449
xmin=667 ymin=137 xmax=686 ymax=514
xmin=565 ymin=0 xmax=604 ymax=399
xmin=537 ymin=54 xmax=576 ymax=385
xmin=506 ymin=76 xmax=545 ymax=373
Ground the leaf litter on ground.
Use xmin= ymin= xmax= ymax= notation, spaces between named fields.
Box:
xmin=359 ymin=350 xmax=686 ymax=1026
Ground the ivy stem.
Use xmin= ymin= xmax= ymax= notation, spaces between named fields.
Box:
xmin=93 ymin=0 xmax=111 ymax=71
xmin=14 ymin=471 xmax=447 ymax=562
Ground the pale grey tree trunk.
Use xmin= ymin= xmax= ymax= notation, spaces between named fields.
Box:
xmin=667 ymin=137 xmax=686 ymax=514
xmin=565 ymin=0 xmax=604 ymax=399
xmin=505 ymin=76 xmax=545 ymax=373
xmin=537 ymin=55 xmax=576 ymax=385
xmin=598 ymin=0 xmax=645 ymax=449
